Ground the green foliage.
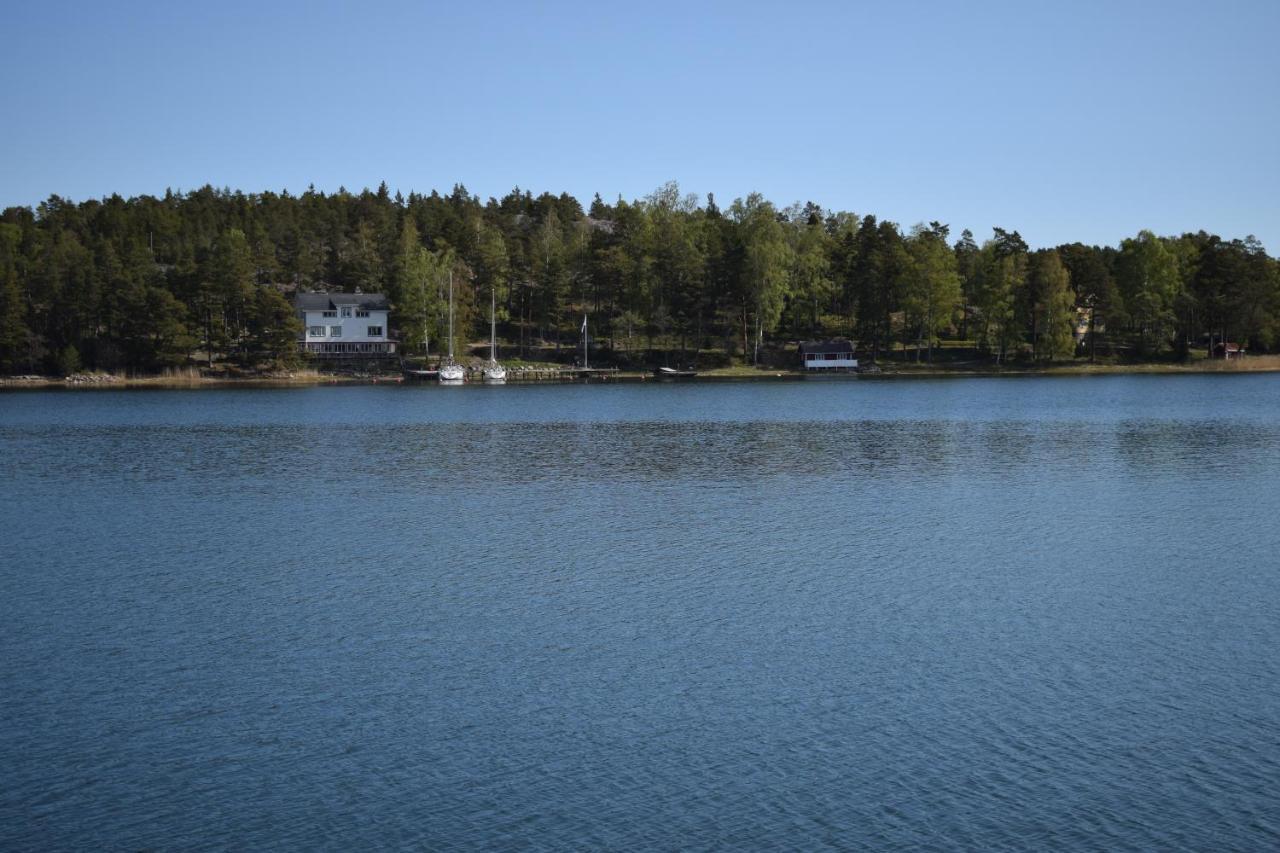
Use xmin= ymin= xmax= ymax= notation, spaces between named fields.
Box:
xmin=57 ymin=343 xmax=81 ymax=376
xmin=732 ymin=194 xmax=793 ymax=362
xmin=953 ymin=228 xmax=981 ymax=339
xmin=903 ymin=223 xmax=962 ymax=361
xmin=1115 ymin=230 xmax=1180 ymax=353
xmin=391 ymin=221 xmax=443 ymax=356
xmin=248 ymin=287 xmax=302 ymax=367
xmin=789 ymin=219 xmax=835 ymax=338
xmin=1056 ymin=242 xmax=1118 ymax=360
xmin=0 ymin=224 xmax=31 ymax=372
xmin=1030 ymin=252 xmax=1075 ymax=361
xmin=0 ymin=182 xmax=1277 ymax=377
xmin=844 ymin=216 xmax=907 ymax=361
xmin=974 ymin=238 xmax=1025 ymax=362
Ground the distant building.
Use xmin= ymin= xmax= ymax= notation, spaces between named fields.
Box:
xmin=295 ymin=292 xmax=397 ymax=358
xmin=1074 ymin=307 xmax=1092 ymax=346
xmin=1074 ymin=307 xmax=1106 ymax=347
xmin=1213 ymin=341 xmax=1245 ymax=360
xmin=799 ymin=340 xmax=858 ymax=371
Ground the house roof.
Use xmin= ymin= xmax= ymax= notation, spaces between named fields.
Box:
xmin=800 ymin=340 xmax=854 ymax=355
xmin=294 ymin=292 xmax=390 ymax=311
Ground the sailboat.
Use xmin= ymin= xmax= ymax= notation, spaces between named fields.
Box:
xmin=439 ymin=269 xmax=465 ymax=384
xmin=482 ymin=285 xmax=506 ymax=383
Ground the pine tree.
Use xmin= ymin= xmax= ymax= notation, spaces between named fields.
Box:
xmin=0 ymin=224 xmax=31 ymax=373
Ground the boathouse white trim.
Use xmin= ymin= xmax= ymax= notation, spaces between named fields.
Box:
xmin=799 ymin=340 xmax=858 ymax=370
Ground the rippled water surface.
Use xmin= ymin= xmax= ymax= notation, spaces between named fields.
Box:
xmin=3 ymin=376 xmax=1280 ymax=850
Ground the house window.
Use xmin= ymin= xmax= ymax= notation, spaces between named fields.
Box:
xmin=356 ymin=310 xmax=369 ymax=318
xmin=340 ymin=307 xmax=352 ymax=318
xmin=330 ymin=325 xmax=342 ymax=337
xmin=322 ymin=310 xmax=337 ymax=318
xmin=309 ymin=326 xmax=326 ymax=337
xmin=367 ymin=326 xmax=383 ymax=337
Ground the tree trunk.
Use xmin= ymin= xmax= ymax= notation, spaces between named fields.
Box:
xmin=1088 ymin=308 xmax=1096 ymax=363
xmin=205 ymin=308 xmax=213 ymax=368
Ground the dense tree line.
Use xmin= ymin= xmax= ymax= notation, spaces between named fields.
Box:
xmin=1 ymin=181 xmax=1277 ymax=375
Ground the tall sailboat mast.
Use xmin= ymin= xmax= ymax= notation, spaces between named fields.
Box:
xmin=438 ymin=267 xmax=464 ymax=382
xmin=482 ymin=282 xmax=507 ymax=383
xmin=447 ymin=270 xmax=454 ymax=361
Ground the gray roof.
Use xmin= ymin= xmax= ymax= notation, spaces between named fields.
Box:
xmin=294 ymin=292 xmax=390 ymax=311
xmin=800 ymin=340 xmax=854 ymax=355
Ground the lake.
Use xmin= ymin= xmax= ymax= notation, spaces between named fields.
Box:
xmin=2 ymin=376 xmax=1279 ymax=850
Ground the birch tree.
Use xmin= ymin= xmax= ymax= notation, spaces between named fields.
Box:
xmin=903 ymin=223 xmax=961 ymax=362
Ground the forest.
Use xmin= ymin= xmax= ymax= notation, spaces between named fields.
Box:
xmin=0 ymin=181 xmax=1277 ymax=375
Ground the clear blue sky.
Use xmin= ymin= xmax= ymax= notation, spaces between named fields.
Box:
xmin=3 ymin=0 xmax=1277 ymax=250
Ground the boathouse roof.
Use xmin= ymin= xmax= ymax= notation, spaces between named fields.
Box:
xmin=799 ymin=340 xmax=855 ymax=355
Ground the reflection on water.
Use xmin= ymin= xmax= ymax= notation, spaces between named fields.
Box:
xmin=5 ymin=418 xmax=1279 ymax=486
xmin=2 ymin=376 xmax=1280 ymax=850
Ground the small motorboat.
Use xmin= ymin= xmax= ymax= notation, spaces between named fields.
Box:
xmin=654 ymin=366 xmax=697 ymax=379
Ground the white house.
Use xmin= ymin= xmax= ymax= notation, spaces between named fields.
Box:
xmin=799 ymin=340 xmax=858 ymax=371
xmin=295 ymin=292 xmax=397 ymax=358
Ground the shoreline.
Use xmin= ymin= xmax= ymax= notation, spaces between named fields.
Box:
xmin=3 ymin=357 xmax=1280 ymax=390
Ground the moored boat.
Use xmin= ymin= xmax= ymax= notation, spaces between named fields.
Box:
xmin=439 ymin=269 xmax=464 ymax=384
xmin=482 ymin=285 xmax=506 ymax=383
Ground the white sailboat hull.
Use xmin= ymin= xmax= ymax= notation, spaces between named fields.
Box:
xmin=483 ymin=364 xmax=507 ymax=383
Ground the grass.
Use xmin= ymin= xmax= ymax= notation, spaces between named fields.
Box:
xmin=697 ymin=364 xmax=801 ymax=377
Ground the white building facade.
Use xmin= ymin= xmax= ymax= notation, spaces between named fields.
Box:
xmin=295 ymin=292 xmax=397 ymax=357
xmin=799 ymin=340 xmax=858 ymax=370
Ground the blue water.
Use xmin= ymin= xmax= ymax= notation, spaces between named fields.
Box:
xmin=2 ymin=376 xmax=1279 ymax=850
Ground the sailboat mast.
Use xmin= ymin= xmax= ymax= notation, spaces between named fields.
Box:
xmin=447 ymin=270 xmax=454 ymax=360
xmin=423 ymin=269 xmax=430 ymax=356
xmin=490 ymin=286 xmax=496 ymax=362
